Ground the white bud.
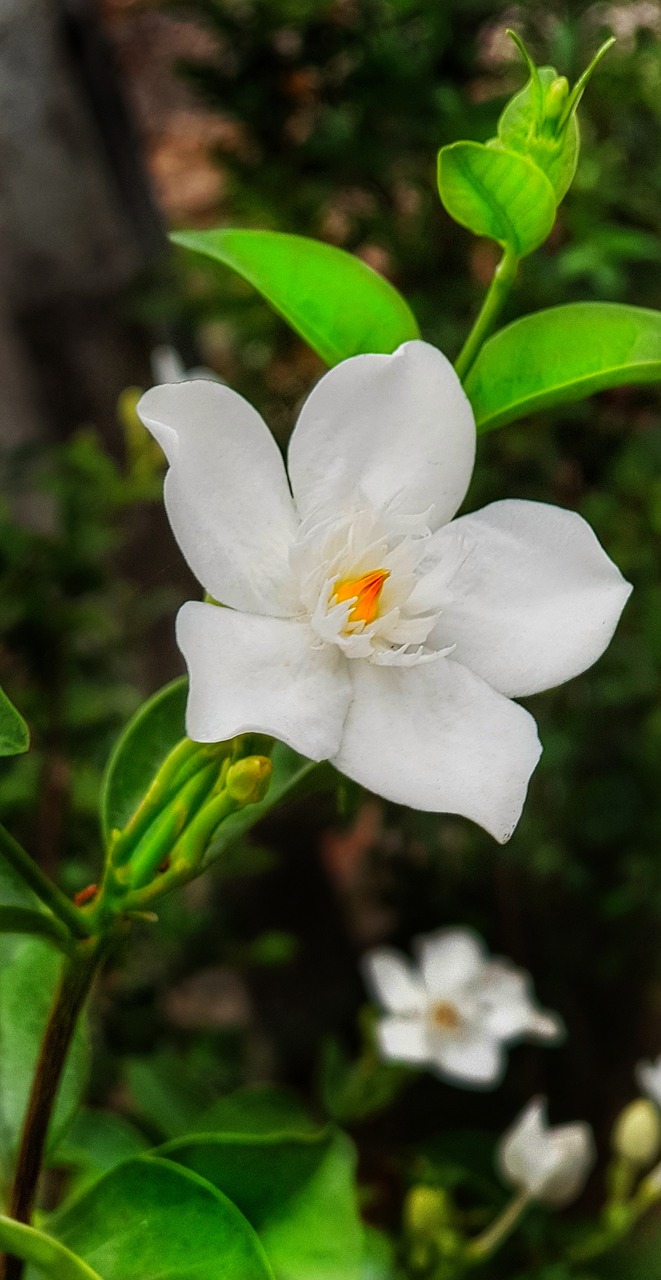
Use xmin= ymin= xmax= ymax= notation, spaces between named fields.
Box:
xmin=498 ymin=1098 xmax=595 ymax=1207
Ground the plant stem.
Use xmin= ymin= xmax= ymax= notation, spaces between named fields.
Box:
xmin=465 ymin=1190 xmax=530 ymax=1262
xmin=454 ymin=247 xmax=519 ymax=382
xmin=0 ymin=825 xmax=88 ymax=941
xmin=1 ymin=939 xmax=105 ymax=1280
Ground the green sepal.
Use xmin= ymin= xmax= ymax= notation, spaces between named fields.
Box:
xmin=0 ymin=685 xmax=29 ymax=758
xmin=171 ymin=227 xmax=420 ymax=365
xmin=493 ymin=31 xmax=615 ymax=202
xmin=437 ymin=140 xmax=556 ymax=257
xmin=464 ymin=301 xmax=661 ymax=433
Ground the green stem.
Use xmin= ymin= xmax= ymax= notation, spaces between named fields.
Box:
xmin=454 ymin=247 xmax=519 ymax=382
xmin=1 ymin=939 xmax=106 ymax=1280
xmin=0 ymin=825 xmax=88 ymax=941
xmin=465 ymin=1190 xmax=530 ymax=1263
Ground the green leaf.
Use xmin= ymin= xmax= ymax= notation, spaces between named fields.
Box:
xmin=465 ymin=302 xmax=661 ymax=433
xmin=51 ymin=1107 xmax=151 ymax=1198
xmin=0 ymin=937 xmax=89 ymax=1182
xmin=437 ymin=141 xmax=556 ymax=256
xmin=159 ymin=1128 xmax=364 ymax=1280
xmin=171 ymin=228 xmax=420 ymax=365
xmin=102 ymin=677 xmax=328 ymax=866
xmin=197 ymin=1086 xmax=318 ymax=1138
xmin=49 ymin=1155 xmax=274 ymax=1279
xmin=0 ymin=686 xmax=29 ymax=758
xmin=496 ymin=64 xmax=579 ymax=202
xmin=0 ymin=1215 xmax=101 ymax=1280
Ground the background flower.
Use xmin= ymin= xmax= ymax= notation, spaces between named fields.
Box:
xmin=498 ymin=1098 xmax=595 ymax=1205
xmin=362 ymin=927 xmax=563 ymax=1088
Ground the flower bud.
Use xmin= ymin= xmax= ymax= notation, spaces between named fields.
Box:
xmin=612 ymin=1099 xmax=661 ymax=1168
xmin=226 ymin=755 xmax=272 ymax=806
xmin=493 ymin=31 xmax=615 ymax=203
xmin=404 ymin=1186 xmax=451 ymax=1237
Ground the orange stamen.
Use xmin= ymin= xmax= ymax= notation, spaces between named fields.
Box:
xmin=74 ymin=883 xmax=98 ymax=907
xmin=333 ymin=569 xmax=390 ymax=625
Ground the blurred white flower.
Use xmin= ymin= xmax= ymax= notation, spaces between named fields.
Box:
xmin=498 ymin=1098 xmax=595 ymax=1206
xmin=151 ymin=344 xmax=221 ymax=385
xmin=362 ymin=927 xmax=563 ymax=1087
xmin=138 ymin=340 xmax=631 ymax=841
xmin=636 ymin=1054 xmax=661 ymax=1108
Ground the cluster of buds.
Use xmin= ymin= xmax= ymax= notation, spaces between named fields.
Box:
xmin=85 ymin=735 xmax=272 ymax=927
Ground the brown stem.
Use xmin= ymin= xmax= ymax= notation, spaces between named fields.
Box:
xmin=1 ymin=940 xmax=105 ymax=1280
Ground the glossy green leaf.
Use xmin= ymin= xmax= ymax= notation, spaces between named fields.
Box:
xmin=0 ymin=686 xmax=29 ymax=758
xmin=102 ymin=677 xmax=327 ymax=865
xmin=0 ymin=1215 xmax=101 ymax=1280
xmin=50 ymin=1155 xmax=274 ymax=1279
xmin=437 ymin=141 xmax=556 ymax=256
xmin=171 ymin=228 xmax=420 ymax=365
xmin=0 ymin=937 xmax=89 ymax=1181
xmin=465 ymin=302 xmax=661 ymax=433
xmin=160 ymin=1128 xmax=363 ymax=1280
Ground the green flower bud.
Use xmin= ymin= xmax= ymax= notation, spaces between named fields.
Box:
xmin=226 ymin=755 xmax=272 ymax=806
xmin=492 ymin=31 xmax=615 ymax=203
xmin=612 ymin=1099 xmax=661 ymax=1168
xmin=404 ymin=1185 xmax=451 ymax=1236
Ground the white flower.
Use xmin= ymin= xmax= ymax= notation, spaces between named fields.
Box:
xmin=498 ymin=1098 xmax=595 ymax=1206
xmin=362 ymin=927 xmax=563 ymax=1088
xmin=137 ymin=340 xmax=631 ymax=842
xmin=151 ymin=344 xmax=221 ymax=385
xmin=636 ymin=1054 xmax=661 ymax=1108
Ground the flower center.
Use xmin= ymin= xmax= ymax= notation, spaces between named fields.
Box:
xmin=332 ymin=569 xmax=390 ymax=625
xmin=430 ymin=1000 xmax=461 ymax=1032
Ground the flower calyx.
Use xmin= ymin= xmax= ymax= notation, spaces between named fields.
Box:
xmin=90 ymin=736 xmax=273 ymax=925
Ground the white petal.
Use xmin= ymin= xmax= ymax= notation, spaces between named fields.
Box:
xmin=416 ymin=499 xmax=631 ymax=698
xmin=479 ymin=963 xmax=564 ymax=1043
xmin=138 ymin=381 xmax=298 ymax=615
xmin=542 ymin=1125 xmax=596 ymax=1206
xmin=376 ymin=1015 xmax=428 ymax=1065
xmin=433 ymin=1031 xmax=504 ymax=1088
xmin=332 ymin=658 xmax=541 ymax=843
xmin=287 ymin=340 xmax=476 ymax=530
xmin=413 ymin=928 xmax=486 ymax=1000
xmin=636 ymin=1057 xmax=661 ymax=1109
xmin=176 ymin=601 xmax=350 ymax=761
xmin=361 ymin=949 xmax=427 ymax=1015
xmin=498 ymin=1100 xmax=557 ymax=1196
xmin=498 ymin=1100 xmax=595 ymax=1205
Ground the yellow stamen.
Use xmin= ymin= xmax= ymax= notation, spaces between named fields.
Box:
xmin=333 ymin=569 xmax=390 ymax=625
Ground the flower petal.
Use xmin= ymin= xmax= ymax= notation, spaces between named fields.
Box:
xmin=480 ymin=963 xmax=564 ymax=1043
xmin=498 ymin=1100 xmax=558 ymax=1195
xmin=176 ymin=601 xmax=350 ymax=760
xmin=332 ymin=658 xmax=541 ymax=842
xmin=413 ymin=928 xmax=485 ymax=1001
xmin=636 ymin=1057 xmax=661 ymax=1109
xmin=415 ymin=499 xmax=632 ymax=698
xmin=433 ymin=1030 xmax=504 ymax=1088
xmin=362 ymin=948 xmax=427 ymax=1015
xmin=138 ymin=381 xmax=298 ymax=615
xmin=287 ymin=340 xmax=476 ymax=530
xmin=543 ymin=1126 xmax=596 ymax=1206
xmin=376 ymin=1016 xmax=428 ymax=1065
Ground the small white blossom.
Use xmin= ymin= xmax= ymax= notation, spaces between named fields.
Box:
xmin=362 ymin=927 xmax=563 ymax=1088
xmin=151 ymin=345 xmax=221 ymax=385
xmin=498 ymin=1098 xmax=595 ymax=1206
xmin=636 ymin=1054 xmax=661 ymax=1109
xmin=138 ymin=340 xmax=631 ymax=841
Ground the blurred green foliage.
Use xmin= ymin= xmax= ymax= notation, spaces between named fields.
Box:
xmin=3 ymin=0 xmax=661 ymax=1275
